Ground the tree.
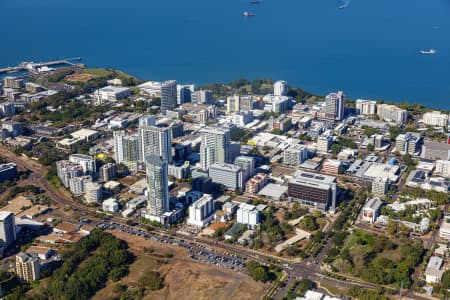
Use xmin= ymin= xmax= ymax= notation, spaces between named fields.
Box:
xmin=138 ymin=271 xmax=164 ymax=290
xmin=331 ymin=143 xmax=341 ymax=155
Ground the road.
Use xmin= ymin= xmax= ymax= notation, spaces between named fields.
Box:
xmin=0 ymin=148 xmax=432 ymax=300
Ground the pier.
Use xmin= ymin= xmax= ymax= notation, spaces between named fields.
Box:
xmin=0 ymin=57 xmax=82 ymax=74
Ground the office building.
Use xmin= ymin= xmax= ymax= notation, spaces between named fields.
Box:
xmin=95 ymin=86 xmax=131 ymax=103
xmin=69 ymin=154 xmax=96 ymax=176
xmin=395 ymin=132 xmax=422 ymax=155
xmin=322 ymin=159 xmax=342 ymax=175
xmin=268 ymin=115 xmax=292 ymax=133
xmin=245 ymin=173 xmax=268 ymax=194
xmin=435 ymin=160 xmax=450 ymax=178
xmin=0 ymin=211 xmax=16 ymax=245
xmin=0 ymin=101 xmax=16 ymax=117
xmin=377 ymin=104 xmax=407 ymax=124
xmin=423 ymin=111 xmax=449 ymax=127
xmin=262 ymin=95 xmax=291 ymax=113
xmin=3 ymin=76 xmax=24 ymax=89
xmin=139 ymin=125 xmax=172 ymax=164
xmin=234 ymin=156 xmax=255 ymax=181
xmin=103 ymin=198 xmax=119 ymax=213
xmin=56 ymin=160 xmax=83 ymax=187
xmin=99 ymin=163 xmax=117 ymax=182
xmin=209 ymin=163 xmax=244 ymax=190
xmin=84 ymin=182 xmax=103 ymax=204
xmin=274 ymin=80 xmax=287 ymax=96
xmin=187 ymin=194 xmax=215 ymax=227
xmin=138 ymin=115 xmax=156 ymax=127
xmin=15 ymin=252 xmax=40 ymax=282
xmin=355 ymin=99 xmax=377 ymax=115
xmin=324 ymin=91 xmax=345 ymax=120
xmin=113 ymin=131 xmax=142 ymax=166
xmin=372 ymin=177 xmax=389 ymax=196
xmin=200 ymin=127 xmax=231 ymax=170
xmin=0 ymin=163 xmax=18 ymax=183
xmin=2 ymin=121 xmax=22 ymax=137
xmin=232 ymin=111 xmax=253 ymax=126
xmin=361 ymin=197 xmax=383 ymax=223
xmin=422 ymin=141 xmax=450 ymax=160
xmin=237 ymin=203 xmax=260 ymax=228
xmin=160 ymin=80 xmax=177 ymax=115
xmin=288 ymin=171 xmax=337 ymax=212
xmin=283 ymin=144 xmax=308 ymax=167
xmin=177 ymin=84 xmax=194 ymax=105
xmin=168 ymin=161 xmax=190 ymax=179
xmin=317 ymin=133 xmax=333 ymax=153
xmin=145 ymin=155 xmax=169 ymax=219
xmin=192 ymin=90 xmax=214 ymax=104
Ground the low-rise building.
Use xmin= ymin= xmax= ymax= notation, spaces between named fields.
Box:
xmin=425 ymin=256 xmax=444 ymax=284
xmin=245 ymin=173 xmax=268 ymax=194
xmin=423 ymin=111 xmax=449 ymax=127
xmin=284 ymin=144 xmax=308 ymax=167
xmin=0 ymin=163 xmax=18 ymax=183
xmin=103 ymin=198 xmax=119 ymax=213
xmin=95 ymin=85 xmax=131 ymax=103
xmin=322 ymin=159 xmax=342 ymax=175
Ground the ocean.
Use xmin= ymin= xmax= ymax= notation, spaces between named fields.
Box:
xmin=1 ymin=0 xmax=449 ymax=109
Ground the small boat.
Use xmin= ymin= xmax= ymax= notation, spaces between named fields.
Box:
xmin=243 ymin=12 xmax=256 ymax=17
xmin=420 ymin=49 xmax=436 ymax=55
xmin=250 ymin=0 xmax=261 ymax=4
xmin=338 ymin=4 xmax=345 ymax=9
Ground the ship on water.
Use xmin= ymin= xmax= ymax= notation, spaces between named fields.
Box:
xmin=243 ymin=12 xmax=256 ymax=17
xmin=420 ymin=49 xmax=436 ymax=55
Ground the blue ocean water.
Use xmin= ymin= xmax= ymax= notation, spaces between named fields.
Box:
xmin=0 ymin=0 xmax=449 ymax=109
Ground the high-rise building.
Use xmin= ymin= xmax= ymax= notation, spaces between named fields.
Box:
xmin=355 ymin=99 xmax=377 ymax=115
xmin=200 ymin=127 xmax=231 ymax=170
xmin=324 ymin=91 xmax=345 ymax=120
xmin=372 ymin=177 xmax=389 ymax=197
xmin=187 ymin=194 xmax=215 ymax=227
xmin=283 ymin=145 xmax=308 ymax=167
xmin=288 ymin=171 xmax=337 ymax=212
xmin=0 ymin=211 xmax=16 ymax=245
xmin=274 ymin=80 xmax=287 ymax=96
xmin=113 ymin=131 xmax=142 ymax=165
xmin=192 ymin=90 xmax=214 ymax=104
xmin=176 ymin=84 xmax=194 ymax=105
xmin=0 ymin=101 xmax=16 ymax=117
xmin=317 ymin=133 xmax=333 ymax=153
xmin=423 ymin=111 xmax=449 ymax=127
xmin=377 ymin=104 xmax=408 ymax=124
xmin=69 ymin=154 xmax=96 ymax=177
xmin=99 ymin=163 xmax=117 ymax=182
xmin=160 ymin=80 xmax=177 ymax=115
xmin=234 ymin=156 xmax=256 ymax=181
xmin=237 ymin=203 xmax=260 ymax=228
xmin=69 ymin=175 xmax=92 ymax=195
xmin=15 ymin=252 xmax=40 ymax=282
xmin=226 ymin=95 xmax=253 ymax=115
xmin=84 ymin=182 xmax=103 ymax=204
xmin=139 ymin=125 xmax=172 ymax=164
xmin=56 ymin=160 xmax=83 ymax=187
xmin=145 ymin=155 xmax=169 ymax=219
xmin=209 ymin=163 xmax=244 ymax=190
xmin=3 ymin=76 xmax=24 ymax=89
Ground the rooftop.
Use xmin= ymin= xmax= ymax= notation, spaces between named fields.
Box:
xmin=0 ymin=211 xmax=13 ymax=221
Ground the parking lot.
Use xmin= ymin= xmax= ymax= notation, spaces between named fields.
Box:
xmin=97 ymin=221 xmax=248 ymax=271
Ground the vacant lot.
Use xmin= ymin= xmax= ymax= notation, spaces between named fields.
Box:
xmin=93 ymin=230 xmax=269 ymax=300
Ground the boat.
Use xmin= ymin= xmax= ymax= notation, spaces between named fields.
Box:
xmin=250 ymin=0 xmax=261 ymax=4
xmin=420 ymin=49 xmax=436 ymax=55
xmin=243 ymin=12 xmax=256 ymax=17
xmin=339 ymin=5 xmax=345 ymax=9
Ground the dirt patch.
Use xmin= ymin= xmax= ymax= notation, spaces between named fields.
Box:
xmin=93 ymin=230 xmax=269 ymax=300
xmin=65 ymin=72 xmax=98 ymax=82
